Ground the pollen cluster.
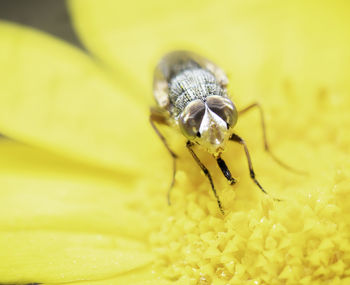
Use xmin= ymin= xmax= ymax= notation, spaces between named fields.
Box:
xmin=150 ymin=92 xmax=350 ymax=285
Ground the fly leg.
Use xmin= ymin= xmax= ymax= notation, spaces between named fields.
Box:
xmin=216 ymin=157 xmax=237 ymax=185
xmin=186 ymin=141 xmax=225 ymax=215
xmin=150 ymin=107 xmax=177 ymax=205
xmin=230 ymin=133 xmax=279 ymax=200
xmin=239 ymin=102 xmax=306 ymax=174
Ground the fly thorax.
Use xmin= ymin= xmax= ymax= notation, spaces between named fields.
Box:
xmin=168 ymin=68 xmax=226 ymax=116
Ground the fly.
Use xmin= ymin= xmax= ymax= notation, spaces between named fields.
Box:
xmin=150 ymin=50 xmax=299 ymax=215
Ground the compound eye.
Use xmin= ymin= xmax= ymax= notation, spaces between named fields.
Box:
xmin=206 ymin=95 xmax=238 ymax=128
xmin=179 ymin=100 xmax=206 ymax=139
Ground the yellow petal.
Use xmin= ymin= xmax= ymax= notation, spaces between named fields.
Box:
xmin=0 ymin=140 xmax=159 ymax=237
xmin=0 ymin=231 xmax=154 ymax=283
xmin=64 ymin=266 xmax=174 ymax=285
xmin=68 ymin=0 xmax=350 ymax=105
xmin=0 ymin=21 xmax=160 ymax=175
xmin=0 ymin=140 xmax=162 ymax=283
xmin=68 ymin=0 xmax=239 ymax=102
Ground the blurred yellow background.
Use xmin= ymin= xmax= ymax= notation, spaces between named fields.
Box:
xmin=0 ymin=0 xmax=349 ymax=284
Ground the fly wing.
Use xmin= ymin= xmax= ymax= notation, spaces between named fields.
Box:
xmin=193 ymin=52 xmax=229 ymax=87
xmin=153 ymin=67 xmax=170 ymax=109
xmin=156 ymin=51 xmax=228 ymax=85
xmin=153 ymin=52 xmax=190 ymax=109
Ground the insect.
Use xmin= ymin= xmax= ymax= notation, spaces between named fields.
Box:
xmin=150 ymin=50 xmax=295 ymax=214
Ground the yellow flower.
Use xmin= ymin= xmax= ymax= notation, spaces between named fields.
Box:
xmin=0 ymin=0 xmax=350 ymax=284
